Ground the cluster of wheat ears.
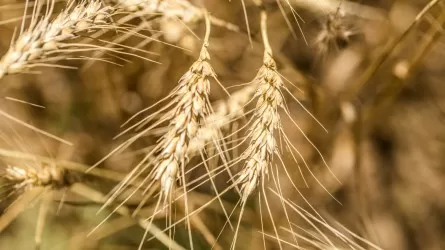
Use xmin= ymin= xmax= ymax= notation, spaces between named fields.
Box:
xmin=0 ymin=0 xmax=442 ymax=249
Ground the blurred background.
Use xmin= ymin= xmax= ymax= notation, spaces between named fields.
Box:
xmin=0 ymin=0 xmax=445 ymax=249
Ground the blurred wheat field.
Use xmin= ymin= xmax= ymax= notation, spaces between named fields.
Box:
xmin=0 ymin=0 xmax=444 ymax=249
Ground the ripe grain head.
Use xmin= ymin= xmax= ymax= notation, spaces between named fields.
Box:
xmin=4 ymin=162 xmax=70 ymax=191
xmin=237 ymin=51 xmax=283 ymax=203
xmin=0 ymin=0 xmax=118 ymax=78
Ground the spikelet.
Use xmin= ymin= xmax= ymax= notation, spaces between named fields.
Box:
xmin=0 ymin=0 xmax=115 ymax=78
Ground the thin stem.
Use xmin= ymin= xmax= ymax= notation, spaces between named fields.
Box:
xmin=203 ymin=9 xmax=211 ymax=46
xmin=260 ymin=10 xmax=272 ymax=56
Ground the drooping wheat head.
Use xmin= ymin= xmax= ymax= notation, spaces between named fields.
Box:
xmin=86 ymin=12 xmax=224 ymax=249
xmin=236 ymin=51 xmax=282 ymax=203
xmin=228 ymin=9 xmax=289 ymax=250
xmin=153 ymin=41 xmax=214 ymax=203
xmin=3 ymin=162 xmax=72 ymax=191
xmin=229 ymin=8 xmax=341 ymax=250
xmin=0 ymin=0 xmax=123 ymax=79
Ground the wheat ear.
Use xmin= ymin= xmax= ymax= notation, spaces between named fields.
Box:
xmin=3 ymin=163 xmax=71 ymax=191
xmin=89 ymin=11 xmax=217 ymax=249
xmin=236 ymin=24 xmax=282 ymax=204
xmin=119 ymin=11 xmax=217 ymax=250
xmin=0 ymin=0 xmax=118 ymax=79
xmin=150 ymin=23 xmax=214 ymax=205
xmin=229 ymin=9 xmax=293 ymax=250
xmin=231 ymin=8 xmax=342 ymax=249
xmin=0 ymin=162 xmax=76 ymax=240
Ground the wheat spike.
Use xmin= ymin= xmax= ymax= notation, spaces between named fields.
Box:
xmin=230 ymin=9 xmax=294 ymax=250
xmin=154 ymin=42 xmax=214 ymax=204
xmin=237 ymin=53 xmax=283 ymax=203
xmin=0 ymin=0 xmax=115 ymax=78
xmin=4 ymin=163 xmax=73 ymax=191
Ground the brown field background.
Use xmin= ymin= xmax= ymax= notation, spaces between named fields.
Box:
xmin=0 ymin=0 xmax=445 ymax=249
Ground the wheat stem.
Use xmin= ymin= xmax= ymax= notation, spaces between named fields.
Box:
xmin=260 ymin=10 xmax=272 ymax=56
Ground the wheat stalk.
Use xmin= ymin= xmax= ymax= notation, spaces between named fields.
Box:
xmin=0 ymin=0 xmax=122 ymax=79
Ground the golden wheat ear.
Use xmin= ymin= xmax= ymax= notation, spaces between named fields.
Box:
xmin=87 ymin=10 xmax=231 ymax=250
xmin=0 ymin=0 xmax=155 ymax=79
xmin=4 ymin=163 xmax=73 ymax=191
xmin=133 ymin=11 xmax=219 ymax=250
xmin=228 ymin=7 xmax=288 ymax=249
xmin=227 ymin=6 xmax=341 ymax=249
xmin=0 ymin=159 xmax=78 ymax=248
